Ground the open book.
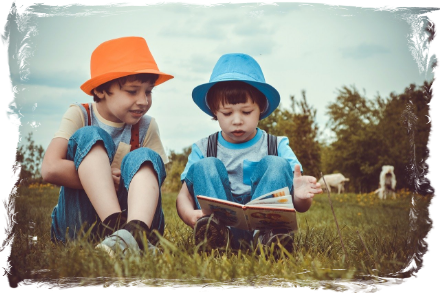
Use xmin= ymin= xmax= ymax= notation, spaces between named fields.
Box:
xmin=197 ymin=187 xmax=298 ymax=231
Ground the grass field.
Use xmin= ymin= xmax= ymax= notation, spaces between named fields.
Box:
xmin=6 ymin=184 xmax=433 ymax=289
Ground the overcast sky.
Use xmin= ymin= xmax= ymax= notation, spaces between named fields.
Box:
xmin=0 ymin=0 xmax=440 ymax=152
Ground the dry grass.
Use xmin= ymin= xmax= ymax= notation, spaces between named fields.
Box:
xmin=6 ymin=184 xmax=433 ymax=289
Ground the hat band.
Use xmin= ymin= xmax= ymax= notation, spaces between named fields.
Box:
xmin=210 ymin=72 xmax=265 ymax=83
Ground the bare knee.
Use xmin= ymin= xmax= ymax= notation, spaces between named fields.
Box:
xmin=89 ymin=141 xmax=106 ymax=153
xmin=135 ymin=161 xmax=159 ymax=184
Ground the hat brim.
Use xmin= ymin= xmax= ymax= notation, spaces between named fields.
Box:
xmin=80 ymin=69 xmax=174 ymax=95
xmin=192 ymin=80 xmax=280 ymax=120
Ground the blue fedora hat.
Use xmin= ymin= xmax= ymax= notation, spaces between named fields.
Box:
xmin=192 ymin=53 xmax=280 ymax=120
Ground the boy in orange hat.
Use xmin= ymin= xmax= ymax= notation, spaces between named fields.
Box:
xmin=41 ymin=37 xmax=173 ymax=257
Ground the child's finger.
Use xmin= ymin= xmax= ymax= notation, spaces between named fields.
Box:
xmin=294 ymin=164 xmax=302 ymax=178
xmin=112 ymin=169 xmax=121 ymax=176
xmin=112 ymin=175 xmax=120 ymax=184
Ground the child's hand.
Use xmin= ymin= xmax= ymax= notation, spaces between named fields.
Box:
xmin=111 ymin=168 xmax=121 ymax=191
xmin=189 ymin=209 xmax=208 ymax=228
xmin=293 ymin=164 xmax=323 ymax=199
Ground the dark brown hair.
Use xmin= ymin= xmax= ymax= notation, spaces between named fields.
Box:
xmin=92 ymin=73 xmax=159 ymax=102
xmin=206 ymin=81 xmax=267 ymax=120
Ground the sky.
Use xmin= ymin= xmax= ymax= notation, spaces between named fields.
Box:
xmin=0 ymin=0 xmax=440 ymax=152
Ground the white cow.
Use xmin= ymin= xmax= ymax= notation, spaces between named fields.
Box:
xmin=375 ymin=165 xmax=397 ymax=200
xmin=318 ymin=173 xmax=350 ymax=194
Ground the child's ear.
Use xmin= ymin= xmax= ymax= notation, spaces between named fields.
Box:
xmin=93 ymin=89 xmax=105 ymax=100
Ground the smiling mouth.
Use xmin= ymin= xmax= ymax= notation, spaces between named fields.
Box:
xmin=130 ymin=110 xmax=145 ymax=115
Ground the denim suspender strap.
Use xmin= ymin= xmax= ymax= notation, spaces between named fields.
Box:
xmin=267 ymin=134 xmax=278 ymax=156
xmin=206 ymin=131 xmax=278 ymax=157
xmin=82 ymin=103 xmax=92 ymax=126
xmin=130 ymin=122 xmax=140 ymax=151
xmin=80 ymin=103 xmax=140 ymax=151
xmin=206 ymin=132 xmax=219 ymax=157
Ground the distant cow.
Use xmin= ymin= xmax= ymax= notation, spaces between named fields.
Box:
xmin=318 ymin=173 xmax=350 ymax=194
xmin=375 ymin=165 xmax=396 ymax=200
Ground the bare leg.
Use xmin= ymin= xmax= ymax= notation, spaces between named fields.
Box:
xmin=127 ymin=162 xmax=159 ymax=227
xmin=78 ymin=142 xmax=121 ymax=221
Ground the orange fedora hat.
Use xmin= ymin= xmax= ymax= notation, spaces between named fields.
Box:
xmin=80 ymin=36 xmax=174 ymax=95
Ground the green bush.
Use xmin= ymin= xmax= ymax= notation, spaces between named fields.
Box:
xmin=15 ymin=132 xmax=45 ymax=186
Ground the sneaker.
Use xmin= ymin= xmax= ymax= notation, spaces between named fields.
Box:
xmin=95 ymin=229 xmax=141 ymax=258
xmin=121 ymin=220 xmax=161 ymax=255
xmin=256 ymin=229 xmax=294 ymax=257
xmin=194 ymin=214 xmax=231 ymax=250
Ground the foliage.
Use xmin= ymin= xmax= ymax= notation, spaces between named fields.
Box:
xmin=15 ymin=132 xmax=45 ymax=186
xmin=162 ymin=146 xmax=192 ymax=192
xmin=7 ymin=185 xmax=432 ymax=288
xmin=323 ymin=82 xmax=433 ymax=193
xmin=378 ymin=77 xmax=440 ymax=194
xmin=425 ymin=18 xmax=440 ymax=74
xmin=259 ymin=91 xmax=321 ymax=178
xmin=324 ymin=86 xmax=383 ymax=192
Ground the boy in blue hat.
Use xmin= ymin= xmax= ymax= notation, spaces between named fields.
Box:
xmin=176 ymin=53 xmax=323 ymax=252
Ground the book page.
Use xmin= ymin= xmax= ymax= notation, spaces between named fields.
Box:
xmin=197 ymin=196 xmax=249 ymax=230
xmin=247 ymin=187 xmax=292 ymax=207
xmin=244 ymin=206 xmax=298 ymax=231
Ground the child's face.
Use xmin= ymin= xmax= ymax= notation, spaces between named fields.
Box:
xmin=215 ymin=96 xmax=261 ymax=144
xmin=94 ymin=79 xmax=154 ymax=124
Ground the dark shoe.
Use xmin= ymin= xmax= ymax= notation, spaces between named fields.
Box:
xmin=122 ymin=220 xmax=160 ymax=251
xmin=256 ymin=229 xmax=294 ymax=257
xmin=194 ymin=214 xmax=231 ymax=250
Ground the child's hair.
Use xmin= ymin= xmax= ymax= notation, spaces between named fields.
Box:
xmin=206 ymin=81 xmax=268 ymax=120
xmin=93 ymin=73 xmax=159 ymax=102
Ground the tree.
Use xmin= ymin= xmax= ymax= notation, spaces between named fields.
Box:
xmin=323 ymin=81 xmax=434 ymax=194
xmin=15 ymin=132 xmax=45 ymax=186
xmin=425 ymin=18 xmax=440 ymax=74
xmin=324 ymin=85 xmax=382 ymax=192
xmin=378 ymin=81 xmax=433 ymax=194
xmin=162 ymin=146 xmax=192 ymax=192
xmin=260 ymin=91 xmax=321 ymax=178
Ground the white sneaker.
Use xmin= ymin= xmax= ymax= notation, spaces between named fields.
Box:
xmin=96 ymin=229 xmax=141 ymax=258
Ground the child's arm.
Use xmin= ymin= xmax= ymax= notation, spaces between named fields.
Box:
xmin=176 ymin=182 xmax=207 ymax=228
xmin=41 ymin=137 xmax=84 ymax=189
xmin=292 ymin=164 xmax=322 ymax=212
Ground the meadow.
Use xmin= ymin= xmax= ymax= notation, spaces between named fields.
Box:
xmin=6 ymin=184 xmax=433 ymax=290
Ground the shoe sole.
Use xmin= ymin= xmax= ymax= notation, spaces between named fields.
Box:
xmin=95 ymin=243 xmax=116 ymax=258
xmin=194 ymin=216 xmax=229 ymax=249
